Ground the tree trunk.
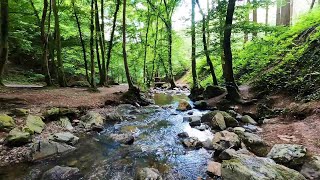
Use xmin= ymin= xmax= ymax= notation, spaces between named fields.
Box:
xmin=90 ymin=0 xmax=96 ymax=88
xmin=40 ymin=0 xmax=53 ymax=86
xmin=276 ymin=0 xmax=281 ymax=26
xmin=244 ymin=0 xmax=249 ymax=43
xmin=310 ymin=0 xmax=316 ymax=9
xmin=265 ymin=3 xmax=269 ymax=35
xmin=281 ymin=0 xmax=291 ymax=26
xmin=143 ymin=5 xmax=151 ymax=84
xmin=52 ymin=0 xmax=66 ymax=87
xmin=72 ymin=1 xmax=89 ymax=83
xmin=196 ymin=0 xmax=218 ymax=86
xmin=167 ymin=23 xmax=176 ymax=88
xmin=106 ymin=0 xmax=120 ymax=85
xmin=95 ymin=0 xmax=106 ymax=85
xmin=252 ymin=0 xmax=258 ymax=38
xmin=223 ymin=0 xmax=240 ymax=101
xmin=218 ymin=0 xmax=226 ymax=79
xmin=150 ymin=15 xmax=159 ymax=86
xmin=122 ymin=0 xmax=135 ymax=90
xmin=0 ymin=0 xmax=8 ymax=86
xmin=191 ymin=0 xmax=198 ymax=89
xmin=94 ymin=0 xmax=104 ymax=85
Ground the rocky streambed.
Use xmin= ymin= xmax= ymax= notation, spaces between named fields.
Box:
xmin=0 ymin=88 xmax=319 ymax=180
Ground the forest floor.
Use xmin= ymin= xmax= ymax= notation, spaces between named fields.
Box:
xmin=0 ymin=84 xmax=128 ymax=111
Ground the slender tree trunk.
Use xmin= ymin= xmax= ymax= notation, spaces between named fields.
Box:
xmin=223 ymin=0 xmax=240 ymax=100
xmin=90 ymin=0 xmax=96 ymax=88
xmin=310 ymin=0 xmax=320 ymax=10
xmin=52 ymin=0 xmax=66 ymax=87
xmin=191 ymin=0 xmax=198 ymax=89
xmin=206 ymin=0 xmax=210 ymax=48
xmin=150 ymin=15 xmax=159 ymax=86
xmin=94 ymin=0 xmax=103 ymax=85
xmin=218 ymin=0 xmax=226 ymax=79
xmin=167 ymin=23 xmax=176 ymax=88
xmin=40 ymin=0 xmax=53 ymax=86
xmin=95 ymin=0 xmax=106 ymax=85
xmin=106 ymin=0 xmax=120 ymax=85
xmin=196 ymin=0 xmax=218 ymax=86
xmin=72 ymin=1 xmax=89 ymax=83
xmin=143 ymin=5 xmax=151 ymax=84
xmin=252 ymin=0 xmax=258 ymax=38
xmin=265 ymin=3 xmax=269 ymax=35
xmin=281 ymin=0 xmax=291 ymax=26
xmin=0 ymin=0 xmax=8 ymax=86
xmin=276 ymin=0 xmax=281 ymax=26
xmin=122 ymin=0 xmax=135 ymax=90
xmin=244 ymin=0 xmax=249 ymax=43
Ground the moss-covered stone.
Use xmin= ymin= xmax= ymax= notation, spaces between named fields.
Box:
xmin=5 ymin=128 xmax=31 ymax=146
xmin=11 ymin=108 xmax=29 ymax=116
xmin=26 ymin=115 xmax=45 ymax=134
xmin=222 ymin=154 xmax=306 ymax=180
xmin=0 ymin=114 xmax=15 ymax=132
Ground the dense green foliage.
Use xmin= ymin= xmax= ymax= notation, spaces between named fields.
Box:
xmin=235 ymin=8 xmax=320 ymax=100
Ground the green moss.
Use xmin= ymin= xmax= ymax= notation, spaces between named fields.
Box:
xmin=0 ymin=114 xmax=15 ymax=131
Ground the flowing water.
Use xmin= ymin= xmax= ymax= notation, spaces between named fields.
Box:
xmin=0 ymin=92 xmax=214 ymax=180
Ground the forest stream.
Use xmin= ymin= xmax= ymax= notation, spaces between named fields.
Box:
xmin=0 ymin=90 xmax=214 ymax=179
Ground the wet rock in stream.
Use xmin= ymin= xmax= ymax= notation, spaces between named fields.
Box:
xmin=41 ymin=166 xmax=82 ymax=180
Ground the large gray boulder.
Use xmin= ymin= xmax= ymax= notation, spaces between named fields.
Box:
xmin=236 ymin=131 xmax=269 ymax=156
xmin=0 ymin=114 xmax=15 ymax=132
xmin=59 ymin=117 xmax=73 ymax=131
xmin=50 ymin=132 xmax=79 ymax=145
xmin=222 ymin=154 xmax=306 ymax=180
xmin=41 ymin=166 xmax=82 ymax=180
xmin=241 ymin=115 xmax=258 ymax=125
xmin=5 ymin=127 xmax=31 ymax=146
xmin=211 ymin=112 xmax=226 ymax=130
xmin=267 ymin=144 xmax=307 ymax=168
xmin=212 ymin=131 xmax=241 ymax=153
xmin=136 ymin=167 xmax=162 ymax=180
xmin=26 ymin=115 xmax=45 ymax=134
xmin=203 ymin=85 xmax=226 ymax=99
xmin=31 ymin=140 xmax=76 ymax=161
xmin=80 ymin=112 xmax=104 ymax=129
xmin=300 ymin=155 xmax=320 ymax=180
xmin=201 ymin=111 xmax=238 ymax=128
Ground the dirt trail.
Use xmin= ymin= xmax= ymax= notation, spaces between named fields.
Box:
xmin=0 ymin=84 xmax=128 ymax=110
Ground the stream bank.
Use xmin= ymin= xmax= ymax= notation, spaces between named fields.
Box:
xmin=0 ymin=87 xmax=318 ymax=180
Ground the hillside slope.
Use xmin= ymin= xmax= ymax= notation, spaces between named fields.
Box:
xmin=235 ymin=8 xmax=320 ymax=101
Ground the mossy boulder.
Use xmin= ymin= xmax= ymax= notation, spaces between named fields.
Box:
xmin=212 ymin=131 xmax=241 ymax=154
xmin=11 ymin=108 xmax=29 ymax=116
xmin=193 ymin=100 xmax=208 ymax=110
xmin=80 ymin=112 xmax=104 ymax=129
xmin=211 ymin=112 xmax=226 ymax=130
xmin=26 ymin=115 xmax=45 ymax=134
xmin=44 ymin=107 xmax=80 ymax=120
xmin=300 ymin=155 xmax=320 ymax=179
xmin=0 ymin=114 xmax=15 ymax=132
xmin=59 ymin=117 xmax=73 ymax=131
xmin=267 ymin=144 xmax=307 ymax=168
xmin=203 ymin=85 xmax=226 ymax=99
xmin=236 ymin=131 xmax=269 ymax=156
xmin=201 ymin=111 xmax=238 ymax=127
xmin=177 ymin=100 xmax=192 ymax=111
xmin=221 ymin=154 xmax=306 ymax=180
xmin=241 ymin=115 xmax=258 ymax=125
xmin=5 ymin=127 xmax=31 ymax=146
